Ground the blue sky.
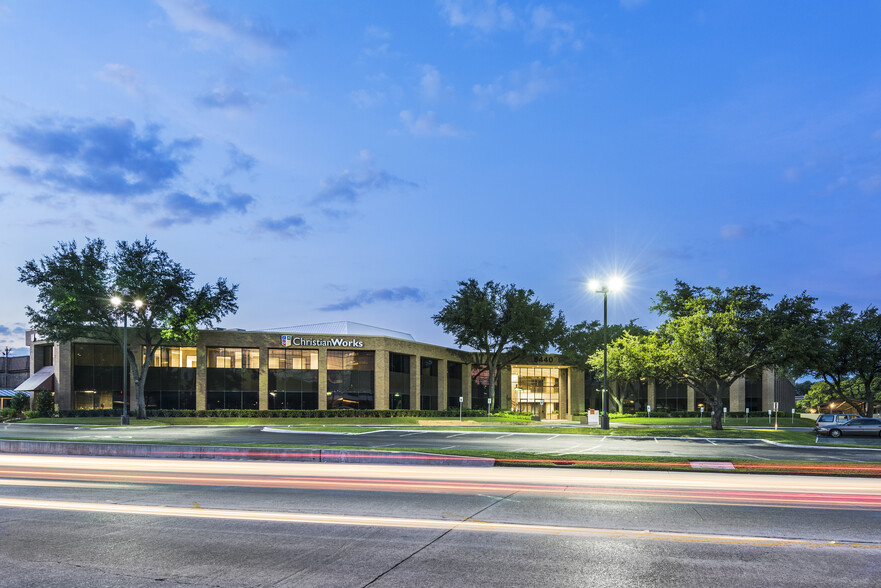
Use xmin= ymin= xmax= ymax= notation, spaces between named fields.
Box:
xmin=2 ymin=0 xmax=881 ymax=355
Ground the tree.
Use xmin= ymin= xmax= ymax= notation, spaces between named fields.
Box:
xmin=19 ymin=238 xmax=238 ymax=419
xmin=558 ymin=320 xmax=649 ymax=411
xmin=433 ymin=279 xmax=566 ymax=410
xmin=648 ymin=281 xmax=818 ymax=430
xmin=810 ymin=304 xmax=881 ymax=416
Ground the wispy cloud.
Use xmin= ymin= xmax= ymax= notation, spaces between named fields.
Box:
xmin=311 ymin=159 xmax=417 ymax=217
xmin=156 ymin=0 xmax=294 ymax=51
xmin=399 ymin=110 xmax=462 ymax=136
xmin=719 ymin=220 xmax=802 ymax=241
xmin=528 ymin=5 xmax=582 ymax=51
xmin=0 ymin=323 xmax=26 ymax=337
xmin=196 ymin=86 xmax=259 ymax=111
xmin=256 ymin=215 xmax=309 ymax=238
xmin=438 ymin=0 xmax=516 ymax=34
xmin=153 ymin=184 xmax=254 ymax=227
xmin=96 ymin=64 xmax=143 ymax=95
xmin=4 ymin=117 xmax=199 ymax=198
xmin=474 ymin=61 xmax=555 ymax=109
xmin=224 ymin=143 xmax=257 ymax=176
xmin=319 ymin=286 xmax=425 ymax=311
xmin=351 ymin=88 xmax=386 ymax=109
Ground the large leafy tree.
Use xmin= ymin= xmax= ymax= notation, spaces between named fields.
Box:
xmin=810 ymin=305 xmax=881 ymax=416
xmin=558 ymin=321 xmax=650 ymax=410
xmin=648 ymin=281 xmax=818 ymax=430
xmin=433 ymin=279 xmax=566 ymax=410
xmin=19 ymin=238 xmax=238 ymax=419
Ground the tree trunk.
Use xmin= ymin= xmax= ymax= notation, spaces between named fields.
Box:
xmin=710 ymin=399 xmax=724 ymax=430
xmin=487 ymin=362 xmax=497 ymax=414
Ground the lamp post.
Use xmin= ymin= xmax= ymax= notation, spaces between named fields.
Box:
xmin=111 ymin=296 xmax=143 ymax=425
xmin=588 ymin=276 xmax=624 ymax=431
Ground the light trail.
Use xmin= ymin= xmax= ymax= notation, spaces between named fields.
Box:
xmin=1 ymin=496 xmax=879 ymax=550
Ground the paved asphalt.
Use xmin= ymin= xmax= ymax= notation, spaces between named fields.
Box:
xmin=1 ymin=456 xmax=879 ymax=587
xmin=2 ymin=422 xmax=881 ymax=462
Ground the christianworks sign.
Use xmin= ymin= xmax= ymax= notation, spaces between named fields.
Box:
xmin=281 ymin=335 xmax=364 ymax=348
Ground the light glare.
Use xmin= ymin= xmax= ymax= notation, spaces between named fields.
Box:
xmin=110 ymin=296 xmax=122 ymax=306
xmin=608 ymin=275 xmax=625 ymax=292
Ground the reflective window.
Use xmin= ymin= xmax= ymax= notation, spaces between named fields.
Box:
xmin=447 ymin=362 xmax=463 ymax=410
xmin=512 ymin=367 xmax=560 ymax=418
xmin=143 ymin=347 xmax=197 ymax=410
xmin=328 ymin=351 xmax=375 ymax=410
xmin=420 ymin=357 xmax=438 ymax=410
xmin=389 ymin=353 xmax=410 ymax=410
xmin=72 ymin=343 xmax=123 ymax=410
xmin=268 ymin=349 xmax=319 ymax=409
xmin=206 ymin=347 xmax=259 ymax=410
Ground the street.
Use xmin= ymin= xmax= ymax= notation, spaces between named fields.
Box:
xmin=1 ymin=454 xmax=879 ymax=587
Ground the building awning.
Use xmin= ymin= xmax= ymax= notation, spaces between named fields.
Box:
xmin=15 ymin=366 xmax=54 ymax=392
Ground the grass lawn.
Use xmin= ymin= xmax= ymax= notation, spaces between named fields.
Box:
xmin=17 ymin=416 xmax=533 ymax=426
xmin=611 ymin=416 xmax=817 ymax=427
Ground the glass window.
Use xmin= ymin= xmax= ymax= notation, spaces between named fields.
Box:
xmin=447 ymin=362 xmax=463 ymax=410
xmin=206 ymin=347 xmax=260 ymax=410
xmin=328 ymin=351 xmax=375 ymax=409
xmin=268 ymin=348 xmax=319 ymax=410
xmin=420 ymin=357 xmax=439 ymax=410
xmin=142 ymin=346 xmax=198 ymax=410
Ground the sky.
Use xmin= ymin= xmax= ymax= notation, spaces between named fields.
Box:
xmin=2 ymin=0 xmax=881 ymax=356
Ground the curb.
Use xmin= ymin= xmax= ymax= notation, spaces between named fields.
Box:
xmin=0 ymin=439 xmax=495 ymax=467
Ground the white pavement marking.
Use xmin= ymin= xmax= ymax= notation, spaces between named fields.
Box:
xmin=743 ymin=454 xmax=770 ymax=461
xmin=3 ymin=497 xmax=878 ymax=549
xmin=580 ymin=445 xmax=603 ymax=453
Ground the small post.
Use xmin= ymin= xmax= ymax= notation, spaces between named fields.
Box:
xmin=774 ymin=402 xmax=779 ymax=430
xmin=745 ymin=407 xmax=749 ymax=425
xmin=723 ymin=407 xmax=727 ymax=423
xmin=791 ymin=407 xmax=795 ymax=425
xmin=699 ymin=406 xmax=704 ymax=425
xmin=538 ymin=398 xmax=544 ymax=421
xmin=768 ymin=409 xmax=772 ymax=424
xmin=459 ymin=396 xmax=463 ymax=422
xmin=487 ymin=397 xmax=492 ymax=422
xmin=646 ymin=404 xmax=651 ymax=423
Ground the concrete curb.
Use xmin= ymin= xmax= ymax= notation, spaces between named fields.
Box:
xmin=0 ymin=439 xmax=495 ymax=467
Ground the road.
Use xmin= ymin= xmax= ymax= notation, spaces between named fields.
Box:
xmin=3 ymin=422 xmax=881 ymax=462
xmin=0 ymin=454 xmax=879 ymax=587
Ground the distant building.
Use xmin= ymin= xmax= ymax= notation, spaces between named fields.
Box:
xmin=23 ymin=322 xmax=795 ymax=417
xmin=1 ymin=354 xmax=31 ymax=409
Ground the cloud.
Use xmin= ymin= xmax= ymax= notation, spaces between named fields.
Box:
xmin=719 ymin=220 xmax=802 ymax=241
xmin=224 ymin=143 xmax=257 ymax=176
xmin=96 ymin=64 xmax=143 ymax=95
xmin=400 ymin=110 xmax=462 ymax=136
xmin=351 ymin=88 xmax=386 ymax=109
xmin=473 ymin=61 xmax=555 ymax=109
xmin=4 ymin=117 xmax=200 ymax=198
xmin=720 ymin=224 xmax=748 ymax=240
xmin=311 ymin=163 xmax=417 ymax=217
xmin=153 ymin=184 xmax=254 ymax=227
xmin=256 ymin=214 xmax=309 ymax=238
xmin=421 ymin=65 xmax=442 ymax=100
xmin=156 ymin=0 xmax=294 ymax=51
xmin=196 ymin=86 xmax=258 ymax=111
xmin=528 ymin=5 xmax=582 ymax=51
xmin=438 ymin=0 xmax=516 ymax=33
xmin=0 ymin=323 xmax=26 ymax=337
xmin=858 ymin=175 xmax=881 ymax=195
xmin=319 ymin=287 xmax=425 ymax=312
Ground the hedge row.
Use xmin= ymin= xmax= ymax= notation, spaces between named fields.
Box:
xmin=54 ymin=408 xmax=491 ymax=419
xmin=577 ymin=410 xmax=794 ymax=419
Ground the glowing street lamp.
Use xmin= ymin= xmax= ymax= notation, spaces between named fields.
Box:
xmin=111 ymin=295 xmax=143 ymax=425
xmin=588 ymin=276 xmax=624 ymax=430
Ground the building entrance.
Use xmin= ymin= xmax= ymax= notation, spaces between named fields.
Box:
xmin=512 ymin=366 xmax=560 ymax=420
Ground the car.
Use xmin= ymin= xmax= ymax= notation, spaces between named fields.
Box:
xmin=814 ymin=414 xmax=856 ymax=429
xmin=816 ymin=417 xmax=881 ymax=438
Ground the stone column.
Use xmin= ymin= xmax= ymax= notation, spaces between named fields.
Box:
xmin=196 ymin=344 xmax=207 ymax=410
xmin=409 ymin=355 xmax=420 ymax=409
xmin=56 ymin=342 xmax=73 ymax=410
xmin=500 ymin=366 xmax=512 ymax=412
xmin=462 ymin=363 xmax=472 ymax=410
xmin=647 ymin=379 xmax=656 ymax=411
xmin=374 ymin=350 xmax=389 ymax=410
xmin=318 ymin=348 xmax=328 ymax=410
xmin=437 ymin=358 xmax=448 ymax=411
xmin=558 ymin=369 xmax=568 ymax=419
xmin=569 ymin=368 xmax=585 ymax=415
xmin=687 ymin=385 xmax=695 ymax=411
xmin=258 ymin=345 xmax=269 ymax=410
xmin=729 ymin=377 xmax=746 ymax=412
xmin=762 ymin=368 xmax=776 ymax=411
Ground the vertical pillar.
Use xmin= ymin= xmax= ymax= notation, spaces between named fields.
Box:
xmin=647 ymin=379 xmax=656 ymax=410
xmin=374 ymin=350 xmax=389 ymax=410
xmin=500 ymin=366 xmax=512 ymax=412
xmin=196 ymin=344 xmax=207 ymax=410
xmin=437 ymin=358 xmax=448 ymax=411
xmin=258 ymin=345 xmax=269 ymax=410
xmin=687 ymin=384 xmax=696 ymax=411
xmin=409 ymin=355 xmax=420 ymax=409
xmin=56 ymin=342 xmax=73 ymax=410
xmin=569 ymin=368 xmax=585 ymax=416
xmin=729 ymin=377 xmax=745 ymax=412
xmin=762 ymin=368 xmax=776 ymax=411
xmin=462 ymin=363 xmax=472 ymax=410
xmin=318 ymin=348 xmax=328 ymax=410
xmin=558 ymin=368 xmax=568 ymax=419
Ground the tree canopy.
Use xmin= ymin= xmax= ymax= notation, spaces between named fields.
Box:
xmin=646 ymin=281 xmax=817 ymax=430
xmin=19 ymin=237 xmax=238 ymax=418
xmin=432 ymin=279 xmax=566 ymax=409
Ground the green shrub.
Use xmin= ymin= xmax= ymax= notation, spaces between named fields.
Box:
xmin=10 ymin=391 xmax=30 ymax=413
xmin=1 ymin=407 xmax=18 ymax=420
xmin=36 ymin=390 xmax=55 ymax=417
xmin=23 ymin=410 xmax=39 ymax=419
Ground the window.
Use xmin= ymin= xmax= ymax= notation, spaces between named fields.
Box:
xmin=447 ymin=361 xmax=463 ymax=410
xmin=420 ymin=357 xmax=438 ymax=410
xmin=143 ymin=347 xmax=197 ymax=410
xmin=206 ymin=347 xmax=259 ymax=410
xmin=72 ymin=343 xmax=123 ymax=410
xmin=389 ymin=353 xmax=410 ymax=410
xmin=328 ymin=350 xmax=375 ymax=410
xmin=268 ymin=349 xmax=319 ymax=409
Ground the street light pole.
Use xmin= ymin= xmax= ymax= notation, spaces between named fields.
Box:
xmin=601 ymin=288 xmax=609 ymax=430
xmin=111 ymin=296 xmax=143 ymax=425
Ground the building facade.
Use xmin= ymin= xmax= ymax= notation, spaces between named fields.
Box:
xmin=23 ymin=321 xmax=794 ymax=417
